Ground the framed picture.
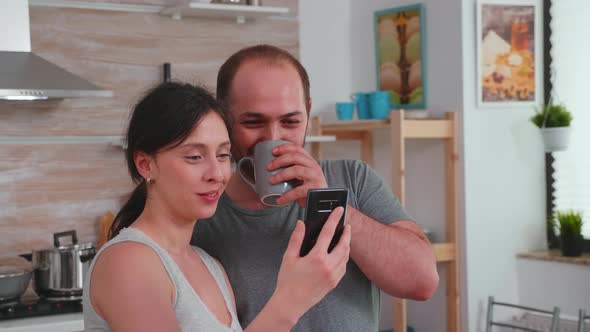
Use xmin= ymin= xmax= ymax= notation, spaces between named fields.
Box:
xmin=476 ymin=0 xmax=542 ymax=107
xmin=374 ymin=4 xmax=426 ymax=109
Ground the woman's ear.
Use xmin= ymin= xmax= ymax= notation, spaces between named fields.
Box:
xmin=134 ymin=150 xmax=153 ymax=180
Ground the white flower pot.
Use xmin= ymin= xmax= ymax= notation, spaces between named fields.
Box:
xmin=541 ymin=126 xmax=571 ymax=152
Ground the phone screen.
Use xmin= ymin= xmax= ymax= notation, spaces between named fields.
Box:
xmin=300 ymin=188 xmax=349 ymax=257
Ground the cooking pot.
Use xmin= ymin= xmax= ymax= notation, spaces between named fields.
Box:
xmin=0 ymin=266 xmax=32 ymax=301
xmin=21 ymin=230 xmax=96 ymax=300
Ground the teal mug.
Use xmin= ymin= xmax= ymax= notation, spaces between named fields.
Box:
xmin=350 ymin=92 xmax=371 ymax=120
xmin=369 ymin=91 xmax=391 ymax=119
xmin=335 ymin=102 xmax=354 ymax=120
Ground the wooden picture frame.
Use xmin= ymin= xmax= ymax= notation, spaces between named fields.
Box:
xmin=374 ymin=4 xmax=427 ymax=110
xmin=476 ymin=0 xmax=542 ymax=107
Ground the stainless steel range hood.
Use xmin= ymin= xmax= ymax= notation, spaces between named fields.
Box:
xmin=0 ymin=0 xmax=113 ymax=100
xmin=0 ymin=52 xmax=113 ymax=100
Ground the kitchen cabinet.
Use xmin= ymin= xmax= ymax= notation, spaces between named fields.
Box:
xmin=311 ymin=110 xmax=461 ymax=332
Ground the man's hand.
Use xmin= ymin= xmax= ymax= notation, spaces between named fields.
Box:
xmin=267 ymin=142 xmax=327 ymax=207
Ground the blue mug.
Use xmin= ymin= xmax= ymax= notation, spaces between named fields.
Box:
xmin=351 ymin=92 xmax=371 ymax=120
xmin=369 ymin=91 xmax=391 ymax=119
xmin=335 ymin=102 xmax=354 ymax=120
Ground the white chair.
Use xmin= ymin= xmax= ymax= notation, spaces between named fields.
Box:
xmin=485 ymin=296 xmax=560 ymax=332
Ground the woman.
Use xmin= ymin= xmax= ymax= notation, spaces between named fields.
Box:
xmin=82 ymin=82 xmax=351 ymax=332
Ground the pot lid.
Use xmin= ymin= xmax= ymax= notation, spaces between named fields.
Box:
xmin=0 ymin=265 xmax=30 ymax=278
xmin=38 ymin=230 xmax=96 ymax=252
xmin=55 ymin=242 xmax=96 ymax=251
xmin=36 ymin=242 xmax=96 ymax=252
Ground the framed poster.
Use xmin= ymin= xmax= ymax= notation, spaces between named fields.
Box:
xmin=477 ymin=0 xmax=541 ymax=107
xmin=375 ymin=4 xmax=426 ymax=109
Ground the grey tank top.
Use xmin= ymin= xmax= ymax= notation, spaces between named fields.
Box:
xmin=82 ymin=227 xmax=242 ymax=332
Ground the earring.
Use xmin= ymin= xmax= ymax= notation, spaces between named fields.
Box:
xmin=146 ymin=177 xmax=151 ymax=185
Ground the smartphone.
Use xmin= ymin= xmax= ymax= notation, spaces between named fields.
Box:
xmin=300 ymin=188 xmax=349 ymax=257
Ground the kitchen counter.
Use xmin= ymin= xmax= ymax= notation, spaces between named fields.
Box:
xmin=0 ymin=314 xmax=83 ymax=332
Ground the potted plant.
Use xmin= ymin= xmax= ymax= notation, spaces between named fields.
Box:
xmin=530 ymin=103 xmax=572 ymax=152
xmin=554 ymin=210 xmax=584 ymax=257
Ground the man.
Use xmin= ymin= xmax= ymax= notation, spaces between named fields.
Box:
xmin=192 ymin=44 xmax=438 ymax=331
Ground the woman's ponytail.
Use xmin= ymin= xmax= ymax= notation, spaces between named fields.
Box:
xmin=109 ymin=182 xmax=147 ymax=239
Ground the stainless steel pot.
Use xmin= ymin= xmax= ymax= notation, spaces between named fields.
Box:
xmin=21 ymin=230 xmax=95 ymax=300
xmin=0 ymin=266 xmax=32 ymax=301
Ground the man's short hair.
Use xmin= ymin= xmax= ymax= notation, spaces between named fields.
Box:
xmin=216 ymin=44 xmax=311 ymax=113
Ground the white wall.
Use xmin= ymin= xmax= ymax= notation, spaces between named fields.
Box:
xmin=300 ymin=0 xmax=465 ymax=331
xmin=0 ymin=0 xmax=31 ymax=51
xmin=461 ymin=0 xmax=547 ymax=331
xmin=299 ymin=0 xmax=352 ymax=116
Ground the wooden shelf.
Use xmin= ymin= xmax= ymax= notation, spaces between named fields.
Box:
xmin=320 ymin=118 xmax=454 ymax=139
xmin=320 ymin=119 xmax=389 ymax=131
xmin=160 ymin=2 xmax=289 ymax=23
xmin=306 ymin=135 xmax=336 ymax=143
xmin=311 ymin=110 xmax=461 ymax=332
xmin=433 ymin=242 xmax=456 ymax=262
xmin=29 ymin=1 xmax=290 ymax=24
xmin=0 ymin=136 xmax=122 ymax=145
xmin=110 ymin=135 xmax=335 ymax=149
xmin=30 ymin=0 xmax=164 ymax=13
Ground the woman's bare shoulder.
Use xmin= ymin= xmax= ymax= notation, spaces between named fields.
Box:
xmin=89 ymin=241 xmax=176 ymax=327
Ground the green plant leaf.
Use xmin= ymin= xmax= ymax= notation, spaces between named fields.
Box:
xmin=555 ymin=210 xmax=584 ymax=236
xmin=530 ymin=103 xmax=573 ymax=128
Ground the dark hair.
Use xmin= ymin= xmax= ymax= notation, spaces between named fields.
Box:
xmin=216 ymin=44 xmax=311 ymax=112
xmin=109 ymin=82 xmax=230 ymax=239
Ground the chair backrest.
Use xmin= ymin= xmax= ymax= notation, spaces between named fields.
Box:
xmin=486 ymin=296 xmax=561 ymax=332
xmin=580 ymin=309 xmax=590 ymax=332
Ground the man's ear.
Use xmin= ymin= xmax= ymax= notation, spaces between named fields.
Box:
xmin=134 ymin=150 xmax=153 ymax=180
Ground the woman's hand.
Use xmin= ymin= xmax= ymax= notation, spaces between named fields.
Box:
xmin=243 ymin=207 xmax=351 ymax=331
xmin=274 ymin=207 xmax=351 ymax=323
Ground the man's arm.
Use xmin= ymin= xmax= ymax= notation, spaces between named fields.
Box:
xmin=346 ymin=206 xmax=439 ymax=300
xmin=268 ymin=145 xmax=438 ymax=300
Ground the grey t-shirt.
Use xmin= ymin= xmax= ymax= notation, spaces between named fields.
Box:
xmin=191 ymin=159 xmax=411 ymax=332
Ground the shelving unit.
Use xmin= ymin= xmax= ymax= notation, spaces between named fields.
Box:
xmin=110 ymin=134 xmax=336 ymax=149
xmin=310 ymin=110 xmax=460 ymax=332
xmin=29 ymin=0 xmax=290 ymax=24
xmin=161 ymin=2 xmax=290 ymax=23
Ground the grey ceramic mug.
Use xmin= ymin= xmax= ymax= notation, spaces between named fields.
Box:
xmin=237 ymin=140 xmax=295 ymax=206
